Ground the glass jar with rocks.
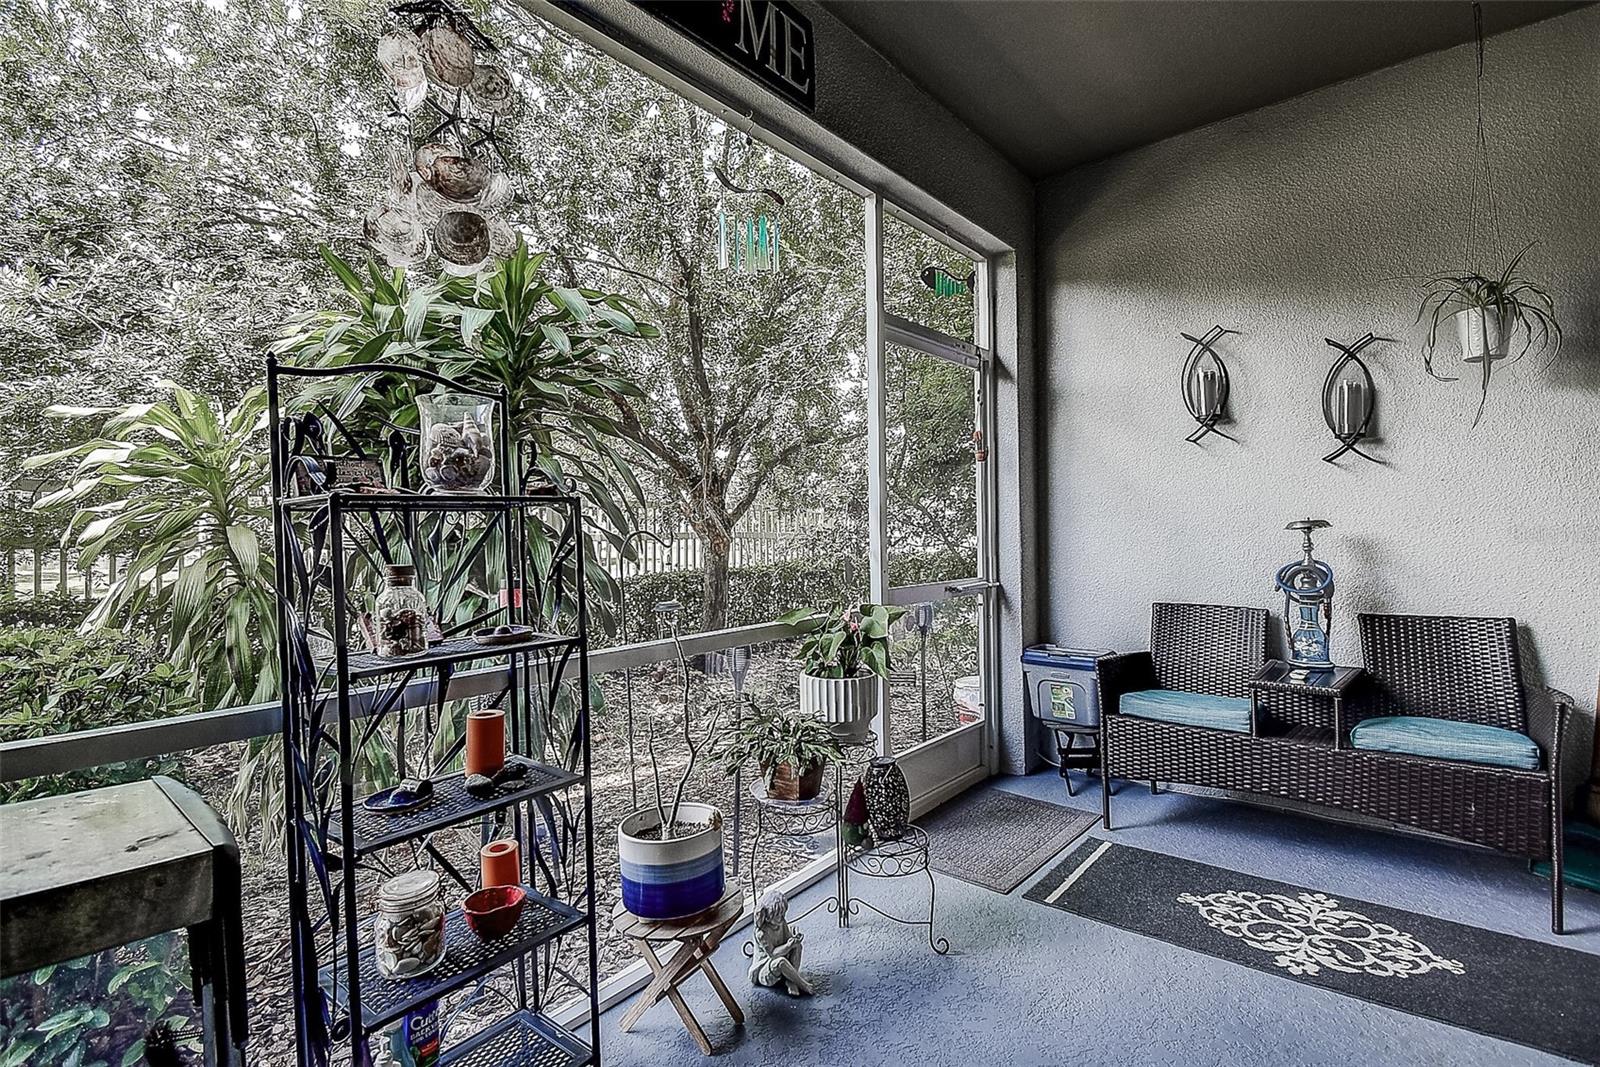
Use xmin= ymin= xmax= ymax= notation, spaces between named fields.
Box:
xmin=373 ymin=564 xmax=428 ymax=658
xmin=374 ymin=869 xmax=446 ymax=979
xmin=417 ymin=392 xmax=496 ymax=492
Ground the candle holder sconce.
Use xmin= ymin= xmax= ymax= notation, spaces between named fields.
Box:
xmin=1321 ymin=333 xmax=1392 ymax=464
xmin=1180 ymin=325 xmax=1239 ymax=443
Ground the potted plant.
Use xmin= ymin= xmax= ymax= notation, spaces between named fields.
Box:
xmin=779 ymin=602 xmax=907 ymax=743
xmin=719 ymin=708 xmax=844 ymax=802
xmin=617 ymin=602 xmax=728 ymax=920
xmin=1416 ymin=242 xmax=1562 ymax=426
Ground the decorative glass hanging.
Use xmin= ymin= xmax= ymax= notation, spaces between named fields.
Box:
xmin=367 ymin=0 xmax=515 ymax=275
xmin=919 ymin=266 xmax=975 ymax=298
xmin=712 ymin=164 xmax=783 ymax=276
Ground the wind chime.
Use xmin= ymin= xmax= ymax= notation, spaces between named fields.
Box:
xmin=368 ymin=0 xmax=515 ymax=274
xmin=920 ymin=265 xmax=975 ymax=298
xmin=714 ymin=164 xmax=783 ymax=275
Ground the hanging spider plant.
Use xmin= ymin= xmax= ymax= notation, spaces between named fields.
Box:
xmin=1415 ymin=241 xmax=1562 ymax=426
xmin=1412 ymin=4 xmax=1564 ymax=428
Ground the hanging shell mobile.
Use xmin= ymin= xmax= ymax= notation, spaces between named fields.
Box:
xmin=367 ymin=1 xmax=515 ymax=275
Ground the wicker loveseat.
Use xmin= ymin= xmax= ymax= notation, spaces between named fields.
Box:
xmin=1098 ymin=602 xmax=1573 ymax=932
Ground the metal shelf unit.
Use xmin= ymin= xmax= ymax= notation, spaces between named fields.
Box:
xmin=269 ymin=357 xmax=601 ymax=1067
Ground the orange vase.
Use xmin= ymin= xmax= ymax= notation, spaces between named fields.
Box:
xmin=465 ymin=709 xmax=505 ymax=778
xmin=480 ymin=839 xmax=521 ymax=888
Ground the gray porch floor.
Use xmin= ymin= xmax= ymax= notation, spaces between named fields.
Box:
xmin=600 ymin=770 xmax=1599 ymax=1066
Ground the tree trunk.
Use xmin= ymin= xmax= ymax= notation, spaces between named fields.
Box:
xmin=700 ymin=535 xmax=731 ymax=632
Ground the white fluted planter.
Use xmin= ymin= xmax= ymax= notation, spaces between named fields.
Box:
xmin=1454 ymin=306 xmax=1513 ymax=364
xmin=799 ymin=669 xmax=879 ymax=743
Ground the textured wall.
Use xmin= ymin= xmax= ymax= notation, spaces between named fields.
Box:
xmin=1037 ymin=8 xmax=1600 ymax=778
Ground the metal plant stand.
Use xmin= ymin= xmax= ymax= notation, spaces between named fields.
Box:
xmin=842 ymin=825 xmax=948 ymax=956
xmin=268 ymin=357 xmax=601 ymax=1067
xmin=743 ymin=732 xmax=945 ymax=954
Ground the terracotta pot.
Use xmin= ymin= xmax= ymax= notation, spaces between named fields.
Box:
xmin=480 ymin=838 xmax=521 ymax=888
xmin=763 ymin=760 xmax=826 ymax=802
xmin=465 ymin=708 xmax=505 ymax=778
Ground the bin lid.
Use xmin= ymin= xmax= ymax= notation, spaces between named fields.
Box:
xmin=1022 ymin=644 xmax=1112 ymax=670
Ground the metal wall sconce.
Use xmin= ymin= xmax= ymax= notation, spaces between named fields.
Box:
xmin=1180 ymin=325 xmax=1238 ymax=443
xmin=1321 ymin=333 xmax=1391 ymax=464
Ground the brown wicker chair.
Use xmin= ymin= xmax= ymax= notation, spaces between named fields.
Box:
xmin=1099 ymin=604 xmax=1572 ymax=933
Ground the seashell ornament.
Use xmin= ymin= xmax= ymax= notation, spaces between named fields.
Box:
xmin=434 ymin=210 xmax=491 ymax=274
xmin=421 ymin=25 xmax=476 ymax=88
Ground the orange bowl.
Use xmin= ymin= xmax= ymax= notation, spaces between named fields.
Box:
xmin=463 ymin=884 xmax=527 ymax=940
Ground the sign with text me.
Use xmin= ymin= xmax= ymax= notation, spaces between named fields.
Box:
xmin=637 ymin=0 xmax=816 ymax=113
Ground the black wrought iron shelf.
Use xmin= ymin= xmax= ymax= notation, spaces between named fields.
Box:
xmin=320 ymin=887 xmax=587 ymax=1035
xmin=278 ymin=490 xmax=574 ymax=513
xmin=438 ymin=1009 xmax=592 ymax=1067
xmin=331 ymin=755 xmax=581 ymax=856
xmin=342 ymin=633 xmax=580 ymax=681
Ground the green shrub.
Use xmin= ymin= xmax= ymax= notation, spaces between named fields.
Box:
xmin=0 ymin=628 xmax=197 ymax=805
xmin=0 ymin=592 xmax=94 ymax=630
xmin=0 ymin=937 xmax=194 ymax=1067
xmin=615 ymin=549 xmax=973 ymax=639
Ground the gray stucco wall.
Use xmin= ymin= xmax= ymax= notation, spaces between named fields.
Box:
xmin=1037 ymin=8 xmax=1599 ymax=779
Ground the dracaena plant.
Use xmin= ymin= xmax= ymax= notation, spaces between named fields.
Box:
xmin=778 ymin=601 xmax=907 ymax=678
xmin=24 ymin=384 xmax=276 ymax=709
xmin=1416 ymin=241 xmax=1563 ymax=426
xmin=273 ymin=243 xmax=658 ymax=634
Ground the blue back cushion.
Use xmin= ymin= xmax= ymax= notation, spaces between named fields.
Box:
xmin=1349 ymin=715 xmax=1541 ymax=771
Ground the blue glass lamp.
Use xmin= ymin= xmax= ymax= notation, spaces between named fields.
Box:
xmin=1274 ymin=519 xmax=1335 ymax=667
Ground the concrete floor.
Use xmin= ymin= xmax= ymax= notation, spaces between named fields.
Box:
xmin=600 ymin=770 xmax=1600 ymax=1066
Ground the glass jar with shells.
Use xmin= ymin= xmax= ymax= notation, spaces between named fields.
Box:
xmin=369 ymin=2 xmax=516 ymax=275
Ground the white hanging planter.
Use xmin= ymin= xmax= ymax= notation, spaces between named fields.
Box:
xmin=798 ymin=669 xmax=879 ymax=743
xmin=1454 ymin=305 xmax=1513 ymax=365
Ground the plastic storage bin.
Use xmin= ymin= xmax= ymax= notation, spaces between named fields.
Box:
xmin=1022 ymin=644 xmax=1112 ymax=729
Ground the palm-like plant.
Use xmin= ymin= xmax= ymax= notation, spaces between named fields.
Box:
xmin=1416 ymin=241 xmax=1562 ymax=426
xmin=24 ymin=385 xmax=274 ymax=708
xmin=274 ymin=244 xmax=658 ymax=632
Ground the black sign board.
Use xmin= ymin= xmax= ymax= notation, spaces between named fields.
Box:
xmin=637 ymin=1 xmax=815 ymax=113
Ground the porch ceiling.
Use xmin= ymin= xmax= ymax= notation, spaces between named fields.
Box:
xmin=820 ymin=0 xmax=1587 ymax=179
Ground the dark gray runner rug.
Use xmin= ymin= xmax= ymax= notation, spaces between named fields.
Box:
xmin=1026 ymin=841 xmax=1600 ymax=1064
xmin=920 ymin=787 xmax=1098 ymax=893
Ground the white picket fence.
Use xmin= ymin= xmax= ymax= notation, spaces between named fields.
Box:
xmin=592 ymin=504 xmax=823 ymax=576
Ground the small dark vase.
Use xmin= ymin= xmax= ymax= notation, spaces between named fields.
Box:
xmin=862 ymin=756 xmax=909 ymax=842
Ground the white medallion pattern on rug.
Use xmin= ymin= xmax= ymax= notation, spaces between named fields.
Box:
xmin=1175 ymin=890 xmax=1466 ymax=978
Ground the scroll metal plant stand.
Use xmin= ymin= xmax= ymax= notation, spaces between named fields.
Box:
xmin=268 ymin=357 xmax=601 ymax=1067
xmin=743 ymin=732 xmax=948 ymax=956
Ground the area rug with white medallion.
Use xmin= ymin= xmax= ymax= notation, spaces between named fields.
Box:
xmin=1026 ymin=840 xmax=1600 ymax=1064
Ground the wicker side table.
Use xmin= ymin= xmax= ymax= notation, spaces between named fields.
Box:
xmin=1249 ymin=659 xmax=1365 ymax=747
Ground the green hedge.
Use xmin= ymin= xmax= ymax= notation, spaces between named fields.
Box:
xmin=0 ymin=628 xmax=197 ymax=804
xmin=617 ymin=549 xmax=973 ymax=638
xmin=0 ymin=592 xmax=94 ymax=630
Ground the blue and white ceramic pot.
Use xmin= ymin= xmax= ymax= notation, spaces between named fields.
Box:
xmin=618 ymin=803 xmax=725 ymax=920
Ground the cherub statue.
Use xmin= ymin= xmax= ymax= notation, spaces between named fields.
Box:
xmin=748 ymin=887 xmax=813 ymax=996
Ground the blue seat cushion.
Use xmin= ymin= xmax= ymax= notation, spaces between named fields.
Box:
xmin=1349 ymin=715 xmax=1541 ymax=771
xmin=1118 ymin=689 xmax=1252 ymax=733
